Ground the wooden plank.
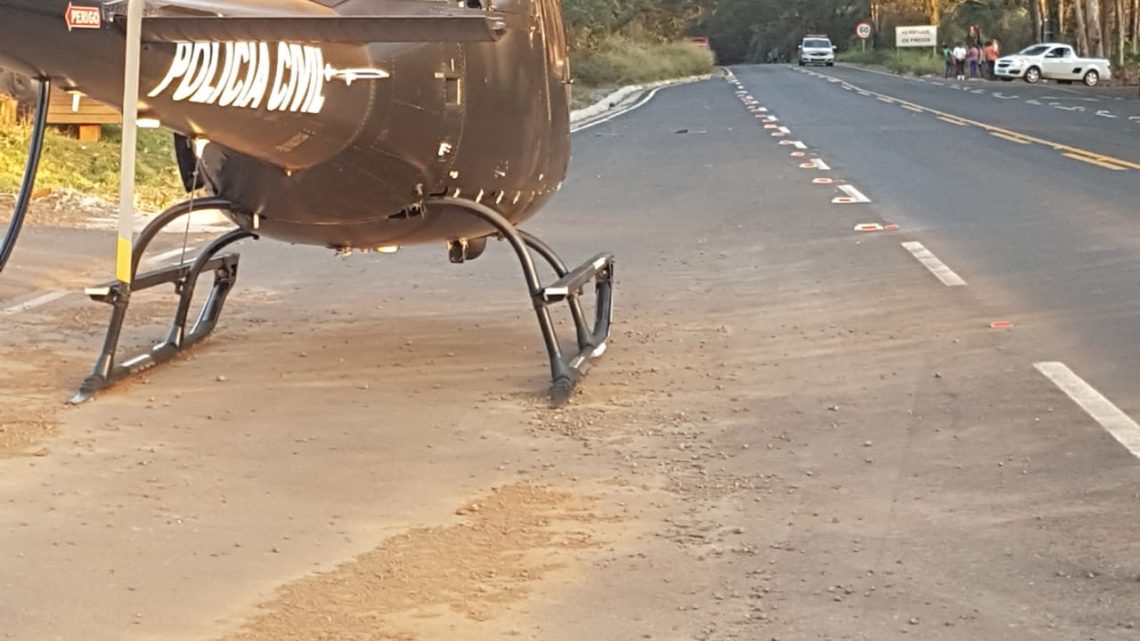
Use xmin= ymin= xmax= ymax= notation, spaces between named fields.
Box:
xmin=46 ymin=112 xmax=122 ymax=125
xmin=45 ymin=87 xmax=121 ymax=125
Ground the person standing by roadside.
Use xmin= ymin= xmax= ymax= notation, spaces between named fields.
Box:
xmin=983 ymin=40 xmax=998 ymax=79
xmin=952 ymin=43 xmax=967 ymax=81
xmin=967 ymin=43 xmax=980 ymax=79
xmin=942 ymin=43 xmax=953 ymax=78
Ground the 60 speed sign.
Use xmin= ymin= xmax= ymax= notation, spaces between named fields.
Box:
xmin=855 ymin=22 xmax=872 ymax=39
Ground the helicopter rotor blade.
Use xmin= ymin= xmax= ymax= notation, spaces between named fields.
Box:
xmin=116 ymin=14 xmax=508 ymax=44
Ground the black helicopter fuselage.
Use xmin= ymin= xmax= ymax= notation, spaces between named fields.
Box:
xmin=0 ymin=0 xmax=572 ymax=250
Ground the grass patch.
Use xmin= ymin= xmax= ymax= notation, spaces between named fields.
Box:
xmin=0 ymin=123 xmax=184 ymax=210
xmin=572 ymin=39 xmax=715 ymax=88
xmin=838 ymin=48 xmax=945 ymax=77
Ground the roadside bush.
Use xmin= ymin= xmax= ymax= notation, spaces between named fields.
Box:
xmin=883 ymin=50 xmax=944 ymax=76
xmin=572 ymin=39 xmax=715 ymax=87
xmin=838 ymin=48 xmax=944 ymax=77
xmin=837 ymin=49 xmax=887 ymax=66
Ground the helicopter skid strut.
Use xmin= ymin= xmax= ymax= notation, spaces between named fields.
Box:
xmin=435 ymin=198 xmax=614 ymax=407
xmin=69 ymin=196 xmax=609 ymax=406
xmin=70 ymin=198 xmax=256 ymax=404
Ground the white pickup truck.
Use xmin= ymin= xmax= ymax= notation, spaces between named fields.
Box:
xmin=994 ymin=43 xmax=1112 ymax=86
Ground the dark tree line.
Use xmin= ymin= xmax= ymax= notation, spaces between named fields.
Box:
xmin=562 ymin=0 xmax=1140 ymax=65
xmin=563 ymin=0 xmax=713 ymax=50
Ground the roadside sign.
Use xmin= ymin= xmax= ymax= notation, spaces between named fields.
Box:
xmin=64 ymin=3 xmax=102 ymax=30
xmin=895 ymin=25 xmax=937 ymax=47
xmin=855 ymin=22 xmax=872 ymax=40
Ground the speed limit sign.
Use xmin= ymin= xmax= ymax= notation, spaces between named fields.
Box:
xmin=855 ymin=22 xmax=872 ymax=40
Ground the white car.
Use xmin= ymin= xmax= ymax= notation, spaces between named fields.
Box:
xmin=994 ymin=43 xmax=1111 ymax=86
xmin=798 ymin=35 xmax=835 ymax=67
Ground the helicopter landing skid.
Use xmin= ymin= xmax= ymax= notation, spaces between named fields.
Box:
xmin=433 ymin=198 xmax=614 ymax=407
xmin=70 ymin=198 xmax=256 ymax=404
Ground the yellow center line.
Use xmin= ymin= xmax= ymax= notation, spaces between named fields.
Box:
xmin=937 ymin=116 xmax=967 ymax=126
xmin=819 ymin=71 xmax=1140 ymax=172
xmin=1062 ymin=152 xmax=1127 ymax=171
xmin=990 ymin=132 xmax=1031 ymax=144
xmin=901 ymin=104 xmax=924 ymax=113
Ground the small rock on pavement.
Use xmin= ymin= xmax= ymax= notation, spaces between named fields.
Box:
xmin=456 ymin=503 xmax=481 ymax=515
xmin=216 ymin=375 xmax=227 ymax=382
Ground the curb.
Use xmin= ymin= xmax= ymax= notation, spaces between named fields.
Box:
xmin=569 ymin=71 xmax=721 ymax=126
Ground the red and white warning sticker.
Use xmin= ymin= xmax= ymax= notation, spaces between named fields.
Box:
xmin=65 ymin=3 xmax=101 ymax=31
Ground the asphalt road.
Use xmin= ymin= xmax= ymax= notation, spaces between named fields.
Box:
xmin=739 ymin=63 xmax=1140 ymax=410
xmin=1 ymin=65 xmax=1140 ymax=641
xmin=827 ymin=63 xmax=1140 ymax=162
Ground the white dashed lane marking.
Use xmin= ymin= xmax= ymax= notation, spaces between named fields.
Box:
xmin=900 ymin=241 xmax=967 ymax=287
xmin=799 ymin=158 xmax=830 ymax=170
xmin=1035 ymin=362 xmax=1140 ymax=460
xmin=147 ymin=246 xmax=200 ymax=265
xmin=1 ymin=290 xmax=71 ymax=316
xmin=836 ymin=184 xmax=871 ymax=203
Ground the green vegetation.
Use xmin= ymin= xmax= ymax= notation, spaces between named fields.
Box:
xmin=572 ymin=39 xmax=715 ymax=87
xmin=563 ymin=0 xmax=715 ymax=95
xmin=837 ymin=48 xmax=946 ymax=77
xmin=0 ymin=123 xmax=183 ymax=209
xmin=563 ymin=0 xmax=706 ymax=52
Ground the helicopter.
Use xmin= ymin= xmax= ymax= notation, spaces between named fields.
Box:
xmin=0 ymin=0 xmax=614 ymax=406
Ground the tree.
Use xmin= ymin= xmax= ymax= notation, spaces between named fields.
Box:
xmin=926 ymin=0 xmax=942 ymax=24
xmin=1126 ymin=0 xmax=1135 ymax=54
xmin=1028 ymin=0 xmax=1041 ymax=41
xmin=1114 ymin=0 xmax=1125 ymax=65
xmin=1074 ymin=0 xmax=1090 ymax=54
xmin=1087 ymin=0 xmax=1104 ymax=57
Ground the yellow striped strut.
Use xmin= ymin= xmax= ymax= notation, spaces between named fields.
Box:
xmin=116 ymin=235 xmax=133 ymax=284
